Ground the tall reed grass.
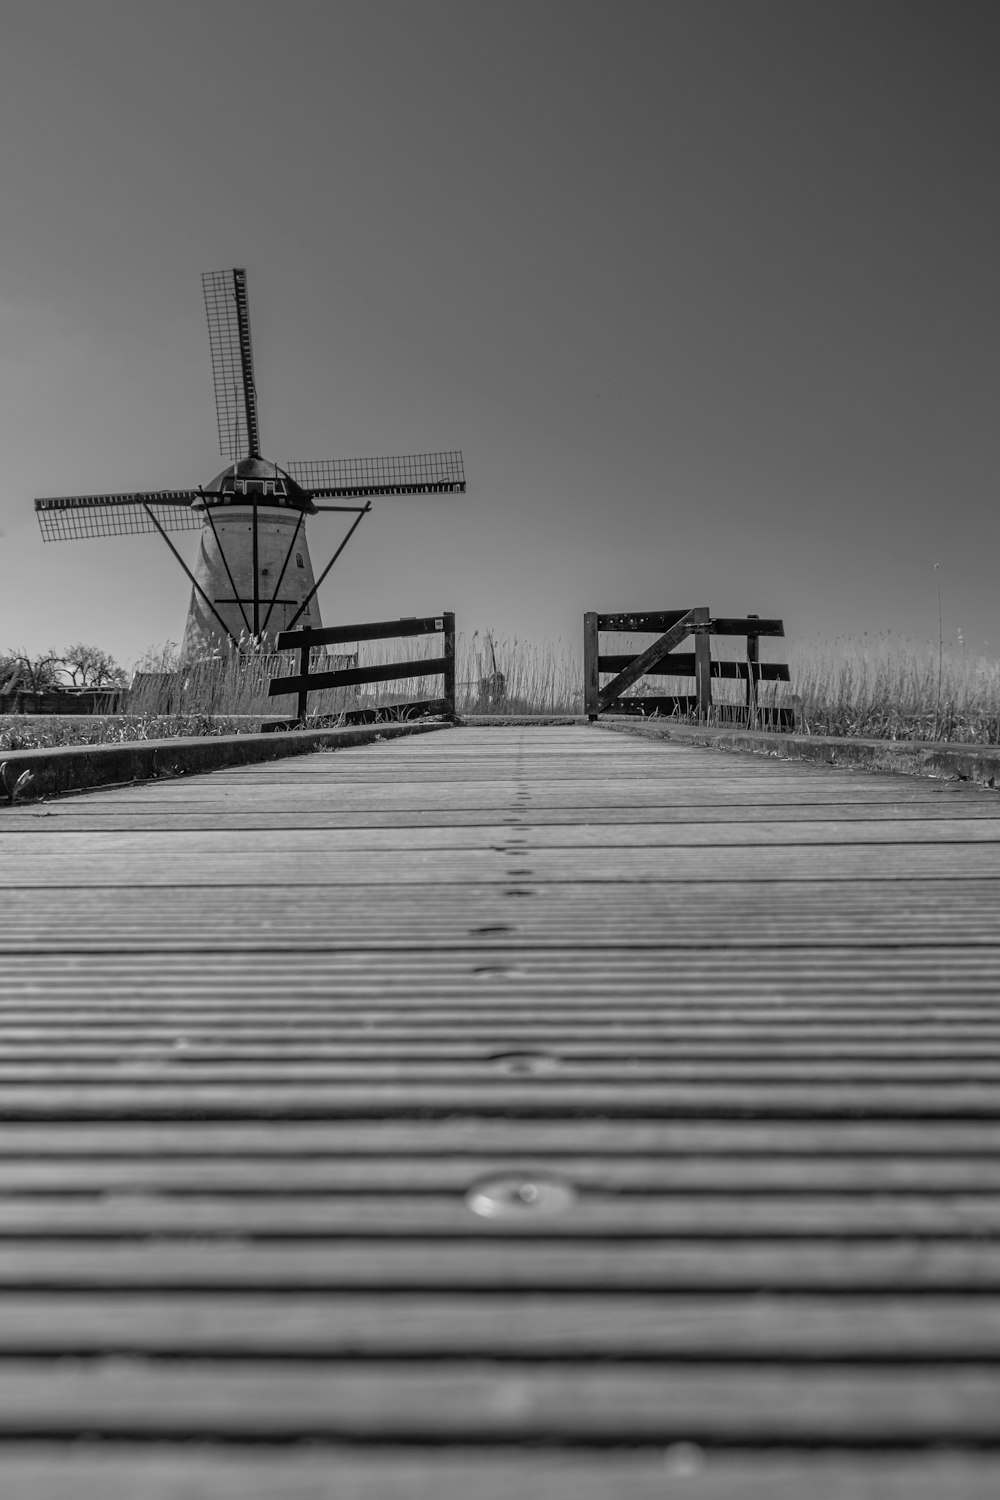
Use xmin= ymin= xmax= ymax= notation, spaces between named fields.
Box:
xmin=461 ymin=631 xmax=582 ymax=714
xmin=5 ymin=628 xmax=1000 ymax=751
xmin=786 ymin=633 xmax=1000 ymax=743
xmin=602 ymin=629 xmax=1000 ymax=742
xmin=128 ymin=639 xmax=357 ymax=722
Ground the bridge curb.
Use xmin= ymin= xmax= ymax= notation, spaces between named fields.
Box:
xmin=0 ymin=720 xmax=450 ymax=804
xmin=597 ymin=719 xmax=1000 ymax=789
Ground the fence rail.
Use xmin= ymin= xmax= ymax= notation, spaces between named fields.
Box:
xmin=584 ymin=607 xmax=792 ymax=728
xmin=269 ymin=613 xmax=456 ymax=726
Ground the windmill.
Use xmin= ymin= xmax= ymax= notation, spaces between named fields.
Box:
xmin=34 ymin=269 xmax=465 ymax=658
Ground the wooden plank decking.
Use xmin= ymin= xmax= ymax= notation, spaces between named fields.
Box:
xmin=2 ymin=723 xmax=1000 ymax=1495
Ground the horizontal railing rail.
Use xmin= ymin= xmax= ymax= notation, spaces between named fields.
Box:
xmin=269 ymin=613 xmax=456 ymax=725
xmin=584 ymin=608 xmax=792 ymax=728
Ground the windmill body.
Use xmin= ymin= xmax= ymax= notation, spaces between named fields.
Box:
xmin=182 ymin=458 xmax=322 ymax=658
xmin=34 ymin=270 xmax=465 ymax=660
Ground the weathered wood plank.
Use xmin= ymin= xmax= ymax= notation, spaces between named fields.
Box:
xmin=13 ymin=785 xmax=989 ymax=812
xmin=596 ymin=610 xmax=692 ymax=632
xmin=272 ymin=654 xmax=448 ymax=697
xmin=597 ymin=652 xmax=789 ymax=679
xmin=583 ymin=610 xmax=600 ymax=718
xmin=3 ymin=889 xmax=1000 ymax=951
xmin=54 ymin=1037 xmax=981 ymax=1058
xmin=3 ymin=1238 xmax=1000 ymax=1290
xmin=711 ymin=616 xmax=785 ymax=636
xmin=7 ymin=845 xmax=1000 ymax=885
xmin=2 ymin=1192 xmax=999 ymax=1235
xmin=8 ymin=800 xmax=1000 ymax=830
xmin=4 ymin=1155 xmax=1000 ymax=1191
xmin=3 ymin=1080 xmax=1000 ymax=1118
xmin=7 ymin=1038 xmax=1000 ymax=1061
xmin=3 ymin=944 xmax=999 ymax=983
xmin=6 ymin=1055 xmax=1000 ymax=1078
xmin=274 ymin=613 xmax=447 ymax=649
xmin=2 ymin=1292 xmax=1000 ymax=1356
xmin=8 ymin=1004 xmax=1000 ymax=1024
xmin=8 ymin=818 xmax=1000 ymax=847
xmin=0 ymin=1363 xmax=997 ymax=1441
xmin=5 ymin=1000 xmax=1000 ymax=1020
xmin=5 ymin=1448 xmax=998 ymax=1500
xmin=6 ymin=1117 xmax=1000 ymax=1153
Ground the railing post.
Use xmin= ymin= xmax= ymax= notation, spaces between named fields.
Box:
xmin=584 ymin=612 xmax=600 ymax=721
xmin=746 ymin=613 xmax=760 ymax=722
xmin=693 ymin=607 xmax=712 ymax=720
xmin=442 ymin=612 xmax=456 ymax=721
xmin=296 ymin=626 xmax=312 ymax=723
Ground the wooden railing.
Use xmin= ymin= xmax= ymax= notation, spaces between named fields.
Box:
xmin=268 ymin=613 xmax=456 ymax=726
xmin=584 ymin=608 xmax=793 ymax=728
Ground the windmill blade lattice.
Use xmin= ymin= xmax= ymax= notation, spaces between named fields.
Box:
xmin=287 ymin=451 xmax=465 ymax=498
xmin=202 ymin=268 xmax=261 ymax=461
xmin=35 ymin=492 xmax=202 ymax=541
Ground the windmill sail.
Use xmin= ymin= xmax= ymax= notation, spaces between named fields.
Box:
xmin=35 ymin=492 xmax=202 ymax=541
xmin=202 ymin=268 xmax=261 ymax=461
xmin=287 ymin=451 xmax=465 ymax=498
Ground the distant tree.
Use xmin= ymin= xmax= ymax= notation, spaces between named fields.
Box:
xmin=1 ymin=650 xmax=62 ymax=693
xmin=59 ymin=643 xmax=128 ymax=689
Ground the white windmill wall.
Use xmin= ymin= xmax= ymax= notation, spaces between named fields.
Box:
xmin=181 ymin=507 xmax=323 ymax=658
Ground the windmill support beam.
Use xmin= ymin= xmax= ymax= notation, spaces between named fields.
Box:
xmin=284 ymin=503 xmax=371 ymax=634
xmin=142 ymin=505 xmax=240 ymax=652
xmin=252 ymin=502 xmax=260 ymax=636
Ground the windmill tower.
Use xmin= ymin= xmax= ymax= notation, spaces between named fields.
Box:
xmin=34 ymin=269 xmax=465 ymax=658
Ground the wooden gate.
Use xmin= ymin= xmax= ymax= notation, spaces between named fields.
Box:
xmin=584 ymin=607 xmax=793 ymax=726
xmin=268 ymin=613 xmax=456 ymax=725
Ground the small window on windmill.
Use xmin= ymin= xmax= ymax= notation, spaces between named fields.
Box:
xmin=296 ymin=552 xmax=304 ymax=568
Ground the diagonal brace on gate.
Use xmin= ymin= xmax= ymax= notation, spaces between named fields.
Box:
xmin=597 ymin=607 xmax=709 ymax=713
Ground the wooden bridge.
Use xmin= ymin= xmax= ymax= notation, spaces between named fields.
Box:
xmin=2 ymin=723 xmax=1000 ymax=1496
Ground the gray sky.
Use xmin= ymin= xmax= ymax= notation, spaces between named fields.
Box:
xmin=2 ymin=0 xmax=998 ymax=667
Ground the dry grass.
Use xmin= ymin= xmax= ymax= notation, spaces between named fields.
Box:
xmin=0 ymin=712 xmax=254 ymax=753
xmin=602 ymin=629 xmax=1000 ymax=743
xmin=0 ymin=630 xmax=583 ymax=750
xmin=460 ymin=632 xmax=582 ymax=715
xmin=290 ymin=630 xmax=583 ymax=717
xmin=128 ymin=641 xmax=357 ymax=722
xmin=5 ymin=629 xmax=1000 ymax=751
xmin=785 ymin=633 xmax=1000 ymax=743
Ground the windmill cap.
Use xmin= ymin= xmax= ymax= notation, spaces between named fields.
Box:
xmin=195 ymin=456 xmax=316 ymax=513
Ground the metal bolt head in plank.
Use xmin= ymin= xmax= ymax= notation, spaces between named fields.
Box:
xmin=466 ymin=1174 xmax=576 ymax=1218
xmin=488 ymin=1051 xmax=561 ymax=1075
